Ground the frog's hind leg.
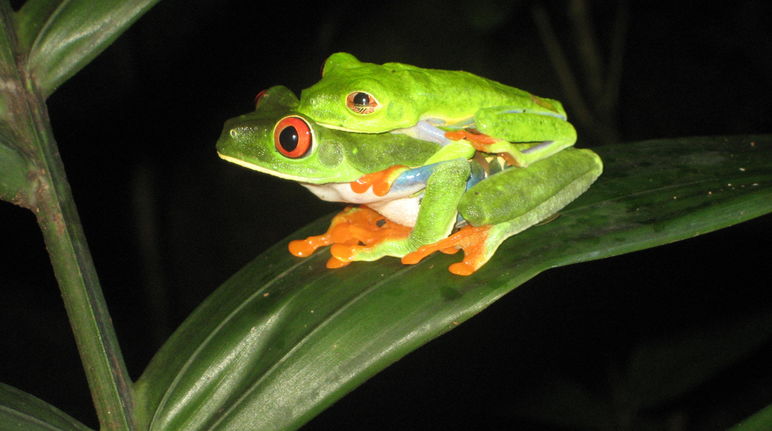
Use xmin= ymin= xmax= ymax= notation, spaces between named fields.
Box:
xmin=404 ymin=148 xmax=603 ymax=275
xmin=439 ymin=214 xmax=553 ymax=276
xmin=402 ymin=209 xmax=550 ymax=276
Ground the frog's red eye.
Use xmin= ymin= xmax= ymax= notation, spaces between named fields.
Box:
xmin=254 ymin=89 xmax=268 ymax=108
xmin=346 ymin=91 xmax=379 ymax=114
xmin=274 ymin=116 xmax=312 ymax=158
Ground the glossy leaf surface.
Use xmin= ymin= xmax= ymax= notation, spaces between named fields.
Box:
xmin=15 ymin=0 xmax=160 ymax=98
xmin=0 ymin=383 xmax=92 ymax=431
xmin=135 ymin=136 xmax=772 ymax=431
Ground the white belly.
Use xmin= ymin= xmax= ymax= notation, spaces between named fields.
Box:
xmin=301 ymin=182 xmax=423 ymax=227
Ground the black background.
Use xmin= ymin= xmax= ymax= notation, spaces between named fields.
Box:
xmin=2 ymin=1 xmax=771 ymax=430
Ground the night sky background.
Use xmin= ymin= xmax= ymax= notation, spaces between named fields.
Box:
xmin=2 ymin=1 xmax=771 ymax=430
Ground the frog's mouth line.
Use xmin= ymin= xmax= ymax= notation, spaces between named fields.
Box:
xmin=217 ymin=152 xmax=361 ymax=185
xmin=217 ymin=152 xmax=310 ymax=182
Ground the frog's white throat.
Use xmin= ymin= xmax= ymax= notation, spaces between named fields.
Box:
xmin=300 ymin=182 xmax=422 ymax=227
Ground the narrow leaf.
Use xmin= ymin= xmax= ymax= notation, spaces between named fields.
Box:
xmin=0 ymin=4 xmax=18 ymax=75
xmin=14 ymin=0 xmax=62 ymax=53
xmin=0 ymin=4 xmax=21 ymax=122
xmin=729 ymin=402 xmax=772 ymax=431
xmin=16 ymin=0 xmax=160 ymax=98
xmin=0 ymin=126 xmax=33 ymax=206
xmin=0 ymin=383 xmax=92 ymax=431
xmin=135 ymin=136 xmax=772 ymax=431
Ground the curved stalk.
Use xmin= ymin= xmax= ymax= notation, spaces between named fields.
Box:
xmin=0 ymin=4 xmax=135 ymax=430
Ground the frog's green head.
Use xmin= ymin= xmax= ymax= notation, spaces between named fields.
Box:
xmin=297 ymin=52 xmax=421 ymax=133
xmin=217 ymin=85 xmax=441 ymax=184
xmin=216 ymin=85 xmax=370 ymax=184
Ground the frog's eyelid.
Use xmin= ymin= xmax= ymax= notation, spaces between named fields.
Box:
xmin=254 ymin=89 xmax=268 ymax=107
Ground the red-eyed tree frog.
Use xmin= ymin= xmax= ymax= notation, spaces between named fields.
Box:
xmin=217 ymin=86 xmax=602 ymax=276
xmin=297 ymin=52 xmax=577 ymax=168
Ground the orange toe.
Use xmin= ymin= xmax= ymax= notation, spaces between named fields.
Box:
xmin=448 ymin=262 xmax=475 ymax=276
xmin=326 ymin=256 xmax=351 ymax=269
xmin=289 ymin=235 xmax=331 ymax=257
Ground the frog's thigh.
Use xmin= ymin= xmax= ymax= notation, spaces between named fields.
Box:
xmin=457 ymin=148 xmax=601 ymax=266
xmin=474 ymin=107 xmax=576 ymax=145
xmin=458 ymin=148 xmax=602 ymax=227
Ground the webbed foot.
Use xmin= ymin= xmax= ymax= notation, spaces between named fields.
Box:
xmin=288 ymin=206 xmax=411 ymax=268
xmin=402 ymin=224 xmax=492 ymax=276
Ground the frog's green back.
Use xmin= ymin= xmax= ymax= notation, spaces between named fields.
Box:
xmin=297 ymin=52 xmax=566 ymax=132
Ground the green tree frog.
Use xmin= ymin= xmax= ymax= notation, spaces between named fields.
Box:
xmin=217 ymin=86 xmax=602 ymax=275
xmin=297 ymin=52 xmax=578 ymax=168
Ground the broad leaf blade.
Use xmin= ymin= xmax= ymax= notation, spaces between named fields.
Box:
xmin=135 ymin=136 xmax=772 ymax=431
xmin=16 ymin=0 xmax=160 ymax=98
xmin=0 ymin=383 xmax=92 ymax=431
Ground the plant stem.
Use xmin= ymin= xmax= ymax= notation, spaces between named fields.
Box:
xmin=31 ymin=96 xmax=137 ymax=431
xmin=0 ymin=5 xmax=135 ymax=430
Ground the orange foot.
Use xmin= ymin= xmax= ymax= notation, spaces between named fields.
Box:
xmin=444 ymin=129 xmax=521 ymax=167
xmin=402 ymin=225 xmax=491 ymax=276
xmin=288 ymin=206 xmax=411 ymax=269
xmin=350 ymin=165 xmax=409 ymax=196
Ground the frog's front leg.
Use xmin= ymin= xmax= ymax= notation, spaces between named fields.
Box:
xmin=330 ymin=158 xmax=471 ymax=263
xmin=404 ymin=148 xmax=603 ymax=275
xmin=445 ymin=107 xmax=577 ymax=167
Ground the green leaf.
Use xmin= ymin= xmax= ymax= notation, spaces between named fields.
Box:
xmin=135 ymin=135 xmax=772 ymax=431
xmin=730 ymin=402 xmax=772 ymax=431
xmin=0 ymin=126 xmax=33 ymax=207
xmin=15 ymin=0 xmax=160 ymax=98
xmin=0 ymin=383 xmax=92 ymax=431
xmin=13 ymin=0 xmax=61 ymax=53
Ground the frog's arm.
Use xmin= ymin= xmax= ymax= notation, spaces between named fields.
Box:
xmin=330 ymin=158 xmax=471 ymax=263
xmin=287 ymin=161 xmax=463 ymax=268
xmin=346 ymin=140 xmax=475 ymax=196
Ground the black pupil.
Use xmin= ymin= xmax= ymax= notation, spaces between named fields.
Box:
xmin=279 ymin=126 xmax=298 ymax=152
xmin=353 ymin=92 xmax=370 ymax=106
